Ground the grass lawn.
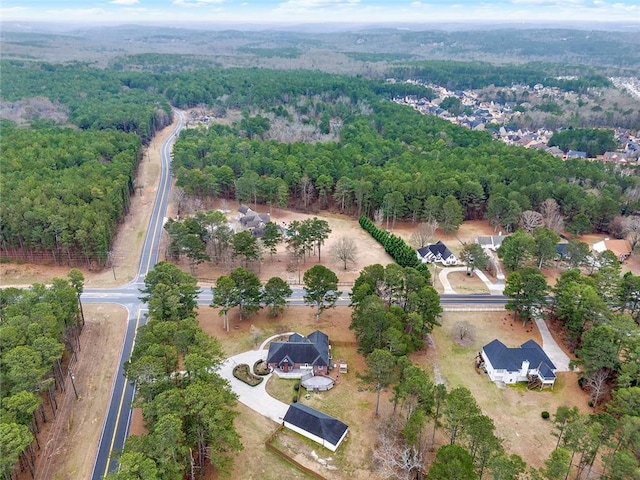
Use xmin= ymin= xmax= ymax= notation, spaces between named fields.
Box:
xmin=423 ymin=311 xmax=590 ymax=468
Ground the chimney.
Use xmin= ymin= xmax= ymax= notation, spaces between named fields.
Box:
xmin=520 ymin=360 xmax=530 ymax=377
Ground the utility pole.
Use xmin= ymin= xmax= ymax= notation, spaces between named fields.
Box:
xmin=108 ymin=251 xmax=117 ymax=281
xmin=69 ymin=369 xmax=79 ymax=400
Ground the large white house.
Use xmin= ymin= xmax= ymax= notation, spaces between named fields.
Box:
xmin=480 ymin=339 xmax=557 ymax=388
xmin=417 ymin=241 xmax=458 ymax=265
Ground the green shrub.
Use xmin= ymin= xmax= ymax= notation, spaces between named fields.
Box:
xmin=541 ymin=411 xmax=550 ymax=419
xmin=359 ymin=215 xmax=430 ymax=278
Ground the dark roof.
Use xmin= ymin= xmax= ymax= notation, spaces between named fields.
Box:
xmin=283 ymin=403 xmax=348 ymax=447
xmin=556 ymin=243 xmax=569 ymax=257
xmin=238 ymin=204 xmax=250 ymax=214
xmin=483 ymin=339 xmax=556 ymax=380
xmin=267 ymin=330 xmax=330 ymax=367
xmin=567 ymin=150 xmax=587 ymax=158
xmin=418 ymin=240 xmax=455 ymax=260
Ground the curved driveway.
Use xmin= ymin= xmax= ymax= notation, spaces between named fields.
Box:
xmin=217 ymin=350 xmax=289 ymax=423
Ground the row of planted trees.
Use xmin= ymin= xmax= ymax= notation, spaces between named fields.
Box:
xmin=359 ymin=216 xmax=427 ymax=271
xmin=0 ymin=270 xmax=85 ymax=480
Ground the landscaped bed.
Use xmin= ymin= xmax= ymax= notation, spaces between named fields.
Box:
xmin=253 ymin=359 xmax=271 ymax=376
xmin=233 ymin=364 xmax=263 ymax=386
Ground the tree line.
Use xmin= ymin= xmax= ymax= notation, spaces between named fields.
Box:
xmin=388 ymin=60 xmax=612 ymax=92
xmin=0 ymin=270 xmax=85 ymax=479
xmin=169 ymin=88 xmax=638 ymax=236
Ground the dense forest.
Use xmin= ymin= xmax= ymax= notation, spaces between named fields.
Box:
xmin=0 ymin=122 xmax=141 ymax=266
xmin=1 ymin=58 xmax=639 ymax=266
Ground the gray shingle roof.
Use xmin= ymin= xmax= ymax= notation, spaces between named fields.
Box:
xmin=267 ymin=330 xmax=330 ymax=367
xmin=283 ymin=403 xmax=348 ymax=447
xmin=418 ymin=240 xmax=455 ymax=260
xmin=483 ymin=339 xmax=556 ymax=380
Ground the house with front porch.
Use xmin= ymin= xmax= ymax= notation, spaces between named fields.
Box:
xmin=267 ymin=330 xmax=330 ymax=378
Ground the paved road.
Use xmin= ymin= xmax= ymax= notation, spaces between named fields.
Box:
xmin=82 ymin=110 xmax=513 ymax=478
xmin=88 ymin=111 xmax=185 ymax=480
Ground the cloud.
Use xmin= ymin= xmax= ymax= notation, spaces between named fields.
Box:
xmin=171 ymin=0 xmax=225 ymax=6
xmin=277 ymin=0 xmax=360 ymax=9
xmin=109 ymin=0 xmax=140 ymax=5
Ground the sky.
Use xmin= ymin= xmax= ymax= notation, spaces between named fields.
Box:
xmin=1 ymin=0 xmax=639 ymax=26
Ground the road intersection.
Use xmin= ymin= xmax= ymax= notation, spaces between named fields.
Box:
xmin=83 ymin=110 xmax=512 ymax=478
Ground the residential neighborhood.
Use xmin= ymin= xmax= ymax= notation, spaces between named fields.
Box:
xmin=392 ymin=79 xmax=640 ymax=163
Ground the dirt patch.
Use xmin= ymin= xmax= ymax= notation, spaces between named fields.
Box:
xmin=29 ymin=305 xmax=127 ymax=480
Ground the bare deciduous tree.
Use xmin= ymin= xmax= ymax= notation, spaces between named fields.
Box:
xmin=298 ymin=174 xmax=315 ymax=212
xmin=585 ymin=368 xmax=610 ymax=408
xmin=374 ymin=421 xmax=426 ymax=480
xmin=453 ymin=320 xmax=475 ymax=345
xmin=623 ymin=215 xmax=640 ymax=250
xmin=519 ymin=210 xmax=544 ymax=234
xmin=331 ymin=236 xmax=357 ymax=270
xmin=540 ymin=198 xmax=565 ymax=233
xmin=410 ymin=220 xmax=439 ymax=248
xmin=374 ymin=208 xmax=384 ymax=227
xmin=172 ymin=186 xmax=186 ymax=218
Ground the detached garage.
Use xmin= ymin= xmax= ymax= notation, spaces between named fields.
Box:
xmin=282 ymin=403 xmax=349 ymax=452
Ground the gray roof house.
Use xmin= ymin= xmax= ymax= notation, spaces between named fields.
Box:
xmin=566 ymin=150 xmax=587 ymax=159
xmin=267 ymin=331 xmax=331 ymax=377
xmin=417 ymin=241 xmax=458 ymax=265
xmin=476 ymin=234 xmax=506 ymax=251
xmin=481 ymin=339 xmax=557 ymax=388
xmin=282 ymin=403 xmax=349 ymax=452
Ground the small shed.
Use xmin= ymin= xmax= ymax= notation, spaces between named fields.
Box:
xmin=338 ymin=360 xmax=348 ymax=374
xmin=282 ymin=403 xmax=349 ymax=452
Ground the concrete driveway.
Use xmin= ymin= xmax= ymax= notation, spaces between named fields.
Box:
xmin=437 ymin=266 xmax=570 ymax=372
xmin=438 ymin=266 xmax=505 ymax=295
xmin=217 ymin=334 xmax=295 ymax=423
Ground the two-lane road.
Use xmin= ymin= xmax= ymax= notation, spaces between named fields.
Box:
xmin=84 ymin=109 xmax=508 ymax=479
xmin=88 ymin=111 xmax=184 ymax=480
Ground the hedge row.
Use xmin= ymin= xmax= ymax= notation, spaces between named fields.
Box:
xmin=359 ymin=216 xmax=427 ymax=273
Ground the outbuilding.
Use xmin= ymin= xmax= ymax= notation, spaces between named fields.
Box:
xmin=282 ymin=403 xmax=349 ymax=452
